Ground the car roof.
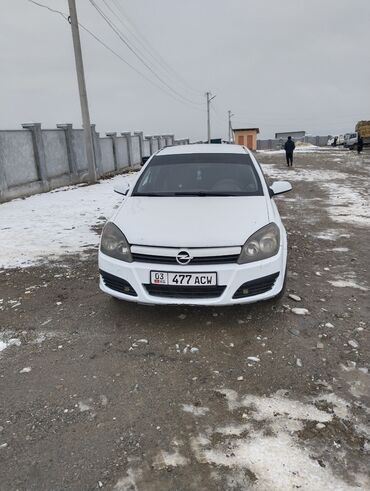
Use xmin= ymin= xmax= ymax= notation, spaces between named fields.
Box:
xmin=157 ymin=144 xmax=251 ymax=156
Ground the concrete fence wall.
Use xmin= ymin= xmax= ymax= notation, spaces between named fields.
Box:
xmin=257 ymin=135 xmax=329 ymax=150
xmin=0 ymin=124 xmax=189 ymax=203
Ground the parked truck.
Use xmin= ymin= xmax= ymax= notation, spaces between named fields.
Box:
xmin=344 ymin=121 xmax=370 ymax=149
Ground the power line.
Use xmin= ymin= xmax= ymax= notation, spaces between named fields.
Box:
xmin=88 ymin=0 xmax=203 ymax=107
xmin=27 ymin=0 xmax=67 ymax=19
xmin=106 ymin=0 xmax=203 ymax=97
xmin=78 ymin=24 xmax=204 ymax=111
xmin=25 ymin=0 xmax=205 ymax=112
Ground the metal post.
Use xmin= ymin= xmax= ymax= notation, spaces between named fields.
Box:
xmin=228 ymin=110 xmax=234 ymax=143
xmin=68 ymin=0 xmax=97 ymax=184
xmin=206 ymin=92 xmax=211 ymax=143
xmin=206 ymin=92 xmax=216 ymax=144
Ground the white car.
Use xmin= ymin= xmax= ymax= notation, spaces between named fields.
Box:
xmin=98 ymin=144 xmax=292 ymax=305
xmin=343 ymin=132 xmax=358 ymax=149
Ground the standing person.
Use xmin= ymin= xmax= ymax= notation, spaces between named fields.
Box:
xmin=357 ymin=135 xmax=364 ymax=154
xmin=284 ymin=136 xmax=295 ymax=167
xmin=333 ymin=136 xmax=338 ymax=147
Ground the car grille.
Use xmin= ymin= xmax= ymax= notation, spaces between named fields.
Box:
xmin=144 ymin=284 xmax=226 ymax=299
xmin=233 ymin=272 xmax=280 ymax=299
xmin=132 ymin=253 xmax=239 ymax=265
xmin=100 ymin=270 xmax=137 ymax=296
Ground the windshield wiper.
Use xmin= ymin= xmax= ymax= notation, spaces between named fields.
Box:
xmin=173 ymin=192 xmax=238 ymax=196
xmin=133 ymin=192 xmax=176 ymax=197
xmin=133 ymin=192 xmax=241 ymax=197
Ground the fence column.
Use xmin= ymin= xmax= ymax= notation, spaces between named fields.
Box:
xmin=134 ymin=131 xmax=144 ymax=160
xmin=57 ymin=123 xmax=79 ymax=181
xmin=121 ymin=132 xmax=133 ymax=166
xmin=143 ymin=135 xmax=151 ymax=156
xmin=22 ymin=123 xmax=49 ymax=191
xmin=91 ymin=124 xmax=102 ymax=178
xmin=147 ymin=136 xmax=154 ymax=154
xmin=0 ymin=139 xmax=8 ymax=201
xmin=153 ymin=135 xmax=162 ymax=149
xmin=106 ymin=132 xmax=118 ymax=171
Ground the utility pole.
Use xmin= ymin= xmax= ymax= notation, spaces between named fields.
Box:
xmin=68 ymin=0 xmax=97 ymax=184
xmin=228 ymin=110 xmax=234 ymax=143
xmin=206 ymin=91 xmax=216 ymax=143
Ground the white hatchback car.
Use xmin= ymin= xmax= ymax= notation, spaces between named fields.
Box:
xmin=99 ymin=144 xmax=292 ymax=305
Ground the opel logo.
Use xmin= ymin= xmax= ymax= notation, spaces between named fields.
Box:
xmin=176 ymin=250 xmax=192 ymax=265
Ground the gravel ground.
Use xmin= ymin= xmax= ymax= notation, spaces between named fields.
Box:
xmin=0 ymin=148 xmax=369 ymax=491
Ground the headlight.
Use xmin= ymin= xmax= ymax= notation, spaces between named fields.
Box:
xmin=100 ymin=222 xmax=132 ymax=262
xmin=238 ymin=223 xmax=280 ymax=264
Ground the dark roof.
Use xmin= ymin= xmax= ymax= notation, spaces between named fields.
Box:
xmin=233 ymin=128 xmax=260 ymax=133
xmin=275 ymin=130 xmax=305 ymax=137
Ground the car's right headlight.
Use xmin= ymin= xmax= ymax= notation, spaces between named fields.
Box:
xmin=100 ymin=222 xmax=132 ymax=262
xmin=238 ymin=222 xmax=280 ymax=264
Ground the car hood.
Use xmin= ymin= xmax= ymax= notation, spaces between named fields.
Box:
xmin=113 ymin=196 xmax=270 ymax=247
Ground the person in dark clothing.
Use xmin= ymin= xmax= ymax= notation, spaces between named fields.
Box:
xmin=357 ymin=135 xmax=364 ymax=154
xmin=333 ymin=136 xmax=338 ymax=147
xmin=284 ymin=136 xmax=295 ymax=166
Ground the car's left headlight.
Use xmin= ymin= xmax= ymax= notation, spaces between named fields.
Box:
xmin=100 ymin=222 xmax=132 ymax=262
xmin=238 ymin=223 xmax=280 ymax=264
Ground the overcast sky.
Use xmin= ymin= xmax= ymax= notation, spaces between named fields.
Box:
xmin=1 ymin=0 xmax=369 ymax=140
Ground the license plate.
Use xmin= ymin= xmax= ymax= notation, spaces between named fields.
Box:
xmin=151 ymin=271 xmax=217 ymax=286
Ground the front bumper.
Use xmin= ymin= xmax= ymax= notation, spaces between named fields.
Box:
xmin=98 ymin=246 xmax=287 ymax=306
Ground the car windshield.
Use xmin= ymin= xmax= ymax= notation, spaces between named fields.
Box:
xmin=133 ymin=153 xmax=263 ymax=197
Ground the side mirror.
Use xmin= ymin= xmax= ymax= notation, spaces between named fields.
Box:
xmin=269 ymin=181 xmax=292 ymax=197
xmin=141 ymin=156 xmax=150 ymax=167
xmin=114 ymin=182 xmax=130 ymax=196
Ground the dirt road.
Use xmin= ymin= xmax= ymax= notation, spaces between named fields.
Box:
xmin=1 ymin=148 xmax=369 ymax=490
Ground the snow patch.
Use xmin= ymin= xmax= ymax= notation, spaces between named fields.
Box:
xmin=328 ymin=279 xmax=368 ymax=291
xmin=261 ymin=164 xmax=347 ymax=183
xmin=113 ymin=467 xmax=142 ymax=491
xmin=181 ymin=404 xmax=209 ymax=416
xmin=184 ymin=389 xmax=364 ymax=490
xmin=78 ymin=401 xmax=92 ymax=412
xmin=0 ymin=336 xmax=21 ymax=353
xmin=322 ymin=181 xmax=370 ymax=226
xmin=0 ymin=174 xmax=136 ymax=269
xmin=191 ymin=431 xmax=360 ymax=491
xmin=153 ymin=449 xmax=189 ymax=469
